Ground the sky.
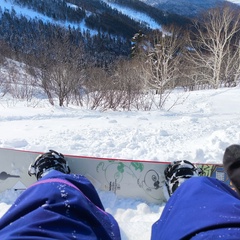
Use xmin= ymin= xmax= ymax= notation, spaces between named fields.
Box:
xmin=0 ymin=85 xmax=239 ymax=239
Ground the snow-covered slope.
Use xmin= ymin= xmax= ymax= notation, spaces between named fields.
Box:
xmin=0 ymin=85 xmax=240 ymax=239
xmin=0 ymin=0 xmax=97 ymax=34
xmin=101 ymin=0 xmax=161 ymax=29
xmin=0 ymin=0 xmax=161 ymax=32
xmin=141 ymin=0 xmax=239 ymax=16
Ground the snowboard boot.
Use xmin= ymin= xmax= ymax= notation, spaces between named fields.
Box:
xmin=28 ymin=150 xmax=70 ymax=180
xmin=223 ymin=144 xmax=240 ymax=195
xmin=164 ymin=160 xmax=201 ymax=200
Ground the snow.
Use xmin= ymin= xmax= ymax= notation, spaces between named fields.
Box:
xmin=0 ymin=0 xmax=240 ymax=238
xmin=0 ymin=0 xmax=161 ymax=34
xmin=0 ymin=0 xmax=97 ymax=35
xmin=0 ymin=85 xmax=240 ymax=239
xmin=101 ymin=0 xmax=161 ymax=30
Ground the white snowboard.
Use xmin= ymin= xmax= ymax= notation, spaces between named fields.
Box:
xmin=0 ymin=148 xmax=168 ymax=203
xmin=0 ymin=148 xmax=232 ymax=204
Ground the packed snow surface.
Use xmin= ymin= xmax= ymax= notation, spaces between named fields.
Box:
xmin=0 ymin=86 xmax=239 ymax=239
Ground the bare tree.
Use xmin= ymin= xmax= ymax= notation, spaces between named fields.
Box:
xmin=82 ymin=66 xmax=110 ymax=110
xmin=221 ymin=38 xmax=240 ymax=86
xmin=142 ymin=27 xmax=184 ymax=108
xmin=186 ymin=5 xmax=240 ymax=88
xmin=48 ymin=62 xmax=84 ymax=106
xmin=0 ymin=59 xmax=37 ymax=101
xmin=112 ymin=58 xmax=146 ymax=110
xmin=29 ymin=29 xmax=87 ymax=106
xmin=0 ymin=40 xmax=13 ymax=62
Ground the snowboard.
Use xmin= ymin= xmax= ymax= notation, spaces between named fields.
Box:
xmin=0 ymin=147 xmax=233 ymax=204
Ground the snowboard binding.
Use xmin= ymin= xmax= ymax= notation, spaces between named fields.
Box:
xmin=164 ymin=160 xmax=202 ymax=199
xmin=28 ymin=150 xmax=70 ymax=180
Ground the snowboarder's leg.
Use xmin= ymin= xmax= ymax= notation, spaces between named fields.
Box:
xmin=152 ymin=145 xmax=240 ymax=239
xmin=0 ymin=150 xmax=121 ymax=240
xmin=27 ymin=149 xmax=107 ymax=208
xmin=152 ymin=176 xmax=240 ymax=239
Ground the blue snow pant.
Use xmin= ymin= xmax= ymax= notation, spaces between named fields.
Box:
xmin=151 ymin=177 xmax=240 ymax=240
xmin=0 ymin=170 xmax=121 ymax=240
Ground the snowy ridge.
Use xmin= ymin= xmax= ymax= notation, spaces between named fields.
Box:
xmin=0 ymin=0 xmax=98 ymax=35
xmin=141 ymin=0 xmax=240 ymax=16
xmin=1 ymin=0 xmax=161 ymax=32
xmin=101 ymin=0 xmax=161 ymax=29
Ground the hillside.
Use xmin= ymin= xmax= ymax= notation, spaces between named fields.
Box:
xmin=0 ymin=0 xmax=191 ymax=65
xmin=141 ymin=0 xmax=240 ymax=16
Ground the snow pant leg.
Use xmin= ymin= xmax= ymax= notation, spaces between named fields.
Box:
xmin=151 ymin=176 xmax=240 ymax=240
xmin=40 ymin=170 xmax=106 ymax=210
xmin=0 ymin=170 xmax=121 ymax=240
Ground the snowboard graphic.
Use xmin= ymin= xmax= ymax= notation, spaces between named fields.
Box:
xmin=0 ymin=148 xmax=233 ymax=203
